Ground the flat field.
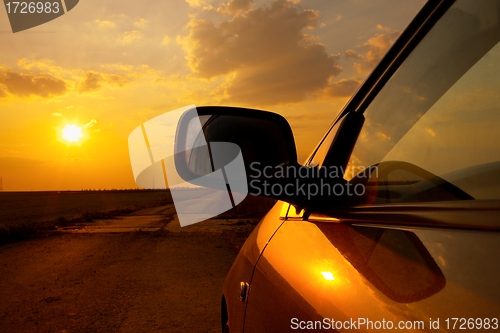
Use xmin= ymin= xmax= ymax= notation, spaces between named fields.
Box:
xmin=0 ymin=190 xmax=170 ymax=226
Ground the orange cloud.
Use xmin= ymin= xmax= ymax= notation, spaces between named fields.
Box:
xmin=117 ymin=30 xmax=143 ymax=45
xmin=162 ymin=35 xmax=171 ymax=45
xmin=324 ymin=78 xmax=361 ymax=97
xmin=346 ymin=27 xmax=400 ymax=74
xmin=0 ymin=68 xmax=67 ymax=99
xmin=217 ymin=0 xmax=253 ymax=16
xmin=181 ymin=0 xmax=342 ymax=105
xmin=185 ymin=0 xmax=207 ymax=7
xmin=94 ymin=19 xmax=116 ymax=30
xmin=133 ymin=18 xmax=149 ymax=29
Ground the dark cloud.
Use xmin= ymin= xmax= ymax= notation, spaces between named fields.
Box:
xmin=107 ymin=74 xmax=128 ymax=87
xmin=78 ymin=71 xmax=129 ymax=93
xmin=183 ymin=0 xmax=342 ymax=105
xmin=79 ymin=72 xmax=103 ymax=92
xmin=0 ymin=69 xmax=67 ymax=98
xmin=324 ymin=78 xmax=361 ymax=97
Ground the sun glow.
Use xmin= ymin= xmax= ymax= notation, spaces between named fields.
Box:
xmin=62 ymin=124 xmax=84 ymax=143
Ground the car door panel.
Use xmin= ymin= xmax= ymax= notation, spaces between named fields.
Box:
xmin=222 ymin=202 xmax=287 ymax=333
xmin=243 ymin=211 xmax=500 ymax=332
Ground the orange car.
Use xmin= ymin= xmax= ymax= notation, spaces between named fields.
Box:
xmin=175 ymin=0 xmax=500 ymax=331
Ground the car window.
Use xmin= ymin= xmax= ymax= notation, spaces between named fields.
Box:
xmin=346 ymin=0 xmax=500 ymax=204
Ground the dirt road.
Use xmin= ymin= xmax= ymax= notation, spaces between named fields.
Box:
xmin=0 ymin=204 xmax=256 ymax=333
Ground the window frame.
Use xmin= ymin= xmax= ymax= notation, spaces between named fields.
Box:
xmin=307 ymin=0 xmax=455 ymax=170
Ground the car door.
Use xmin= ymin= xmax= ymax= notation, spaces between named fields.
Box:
xmin=244 ymin=208 xmax=500 ymax=332
xmin=243 ymin=0 xmax=500 ymax=331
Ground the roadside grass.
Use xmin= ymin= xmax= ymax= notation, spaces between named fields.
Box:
xmin=0 ymin=190 xmax=172 ymax=246
xmin=0 ymin=222 xmax=38 ymax=245
xmin=0 ymin=205 xmax=159 ymax=246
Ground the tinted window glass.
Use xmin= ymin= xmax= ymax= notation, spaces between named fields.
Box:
xmin=348 ymin=0 xmax=500 ymax=203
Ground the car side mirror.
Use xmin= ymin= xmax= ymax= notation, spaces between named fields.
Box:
xmin=174 ymin=106 xmax=302 ymax=202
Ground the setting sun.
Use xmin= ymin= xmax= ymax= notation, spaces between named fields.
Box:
xmin=62 ymin=124 xmax=83 ymax=143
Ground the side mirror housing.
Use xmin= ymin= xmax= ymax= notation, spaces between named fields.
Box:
xmin=174 ymin=106 xmax=302 ymax=203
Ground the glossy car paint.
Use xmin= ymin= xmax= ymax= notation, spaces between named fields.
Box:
xmin=222 ymin=203 xmax=286 ymax=333
xmin=238 ymin=204 xmax=500 ymax=332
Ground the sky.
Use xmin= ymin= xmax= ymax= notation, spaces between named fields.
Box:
xmin=0 ymin=0 xmax=425 ymax=191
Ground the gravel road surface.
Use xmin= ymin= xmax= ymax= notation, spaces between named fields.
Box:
xmin=0 ymin=204 xmax=256 ymax=333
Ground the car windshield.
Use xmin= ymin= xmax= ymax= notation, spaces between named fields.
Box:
xmin=347 ymin=0 xmax=500 ymax=201
xmin=0 ymin=0 xmax=425 ymax=191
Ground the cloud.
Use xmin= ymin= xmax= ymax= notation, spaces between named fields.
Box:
xmin=106 ymin=74 xmax=128 ymax=86
xmin=162 ymin=35 xmax=171 ymax=45
xmin=94 ymin=19 xmax=116 ymax=30
xmin=0 ymin=68 xmax=67 ymax=99
xmin=376 ymin=24 xmax=393 ymax=33
xmin=181 ymin=0 xmax=342 ymax=105
xmin=217 ymin=0 xmax=253 ymax=16
xmin=100 ymin=63 xmax=155 ymax=79
xmin=85 ymin=119 xmax=97 ymax=128
xmin=346 ymin=27 xmax=401 ymax=74
xmin=185 ymin=0 xmax=207 ymax=7
xmin=79 ymin=72 xmax=102 ymax=92
xmin=1 ymin=60 xmax=155 ymax=99
xmin=17 ymin=58 xmax=62 ymax=72
xmin=345 ymin=49 xmax=360 ymax=59
xmin=78 ymin=71 xmax=129 ymax=93
xmin=117 ymin=30 xmax=143 ymax=45
xmin=134 ymin=18 xmax=149 ymax=29
xmin=324 ymin=78 xmax=361 ymax=97
xmin=52 ymin=112 xmax=62 ymax=117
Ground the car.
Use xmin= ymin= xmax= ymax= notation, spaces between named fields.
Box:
xmin=173 ymin=0 xmax=500 ymax=331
